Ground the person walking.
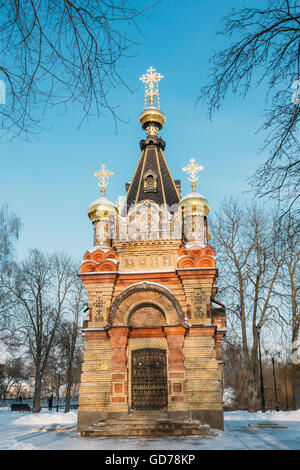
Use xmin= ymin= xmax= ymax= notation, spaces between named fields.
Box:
xmin=48 ymin=394 xmax=53 ymax=411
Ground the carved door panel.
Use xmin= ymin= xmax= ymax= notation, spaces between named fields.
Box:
xmin=131 ymin=348 xmax=168 ymax=410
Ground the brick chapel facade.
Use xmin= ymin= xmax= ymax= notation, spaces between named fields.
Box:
xmin=77 ymin=68 xmax=226 ymax=436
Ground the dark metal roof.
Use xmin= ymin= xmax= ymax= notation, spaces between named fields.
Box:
xmin=125 ymin=139 xmax=180 ymax=212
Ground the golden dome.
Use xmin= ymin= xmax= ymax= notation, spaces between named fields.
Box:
xmin=139 ymin=107 xmax=166 ymax=130
xmin=88 ymin=196 xmax=118 ymax=223
xmin=179 ymin=192 xmax=210 ymax=216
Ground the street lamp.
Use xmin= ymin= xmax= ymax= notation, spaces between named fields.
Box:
xmin=55 ymin=367 xmax=63 ymax=412
xmin=264 ymin=344 xmax=282 ymax=412
xmin=256 ymin=324 xmax=265 ymax=413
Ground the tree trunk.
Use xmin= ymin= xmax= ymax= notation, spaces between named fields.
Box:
xmin=33 ymin=369 xmax=42 ymax=413
xmin=64 ymin=364 xmax=73 ymax=413
xmin=247 ymin=378 xmax=258 ymax=412
xmin=247 ymin=362 xmax=259 ymax=412
xmin=291 ymin=364 xmax=300 ymax=410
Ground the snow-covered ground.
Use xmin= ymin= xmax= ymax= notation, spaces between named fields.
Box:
xmin=0 ymin=407 xmax=299 ymax=450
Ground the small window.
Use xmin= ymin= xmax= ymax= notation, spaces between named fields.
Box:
xmin=143 ymin=171 xmax=158 ymax=193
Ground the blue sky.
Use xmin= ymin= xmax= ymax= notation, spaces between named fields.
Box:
xmin=1 ymin=0 xmax=272 ymax=262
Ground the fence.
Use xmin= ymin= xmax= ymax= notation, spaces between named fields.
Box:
xmin=0 ymin=398 xmax=78 ymax=410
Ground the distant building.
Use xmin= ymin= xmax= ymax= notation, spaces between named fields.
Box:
xmin=3 ymin=379 xmax=34 ymax=399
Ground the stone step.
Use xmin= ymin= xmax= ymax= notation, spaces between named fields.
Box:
xmin=126 ymin=410 xmax=168 ymax=416
xmin=82 ymin=426 xmax=210 ymax=437
xmin=120 ymin=413 xmax=168 ymax=418
xmin=83 ymin=430 xmax=209 ymax=437
xmin=92 ymin=422 xmax=203 ymax=431
xmin=82 ymin=418 xmax=212 ymax=437
xmin=94 ymin=418 xmax=202 ymax=426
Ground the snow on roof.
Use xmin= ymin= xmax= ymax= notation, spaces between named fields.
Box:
xmin=122 ymin=280 xmax=174 ymax=295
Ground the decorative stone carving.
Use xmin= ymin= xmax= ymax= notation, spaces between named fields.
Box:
xmin=193 ymin=293 xmax=206 ymax=319
xmin=80 ymin=248 xmax=119 ymax=273
xmin=177 ymin=245 xmax=216 ymax=269
xmin=94 ymin=298 xmax=105 ymax=322
xmin=114 ymin=239 xmax=180 ymax=272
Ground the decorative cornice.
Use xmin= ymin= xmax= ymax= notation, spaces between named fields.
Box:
xmin=139 ymin=135 xmax=166 ymax=150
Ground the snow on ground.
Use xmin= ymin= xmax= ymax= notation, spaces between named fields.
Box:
xmin=13 ymin=410 xmax=77 ymax=426
xmin=225 ymin=409 xmax=300 ymax=422
xmin=0 ymin=407 xmax=299 ymax=450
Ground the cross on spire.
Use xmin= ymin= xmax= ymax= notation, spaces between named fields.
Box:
xmin=139 ymin=66 xmax=164 ymax=109
xmin=182 ymin=158 xmax=204 ymax=192
xmin=93 ymin=164 xmax=114 ymax=197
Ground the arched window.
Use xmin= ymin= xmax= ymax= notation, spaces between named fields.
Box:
xmin=143 ymin=170 xmax=158 ymax=193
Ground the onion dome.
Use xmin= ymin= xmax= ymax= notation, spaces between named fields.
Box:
xmin=180 ymin=158 xmax=210 ymax=215
xmin=88 ymin=196 xmax=118 ymax=222
xmin=179 ymin=192 xmax=210 ymax=216
xmin=139 ymin=107 xmax=166 ymax=134
xmin=88 ymin=163 xmax=118 ymax=222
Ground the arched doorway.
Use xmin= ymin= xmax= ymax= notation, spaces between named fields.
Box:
xmin=131 ymin=348 xmax=168 ymax=410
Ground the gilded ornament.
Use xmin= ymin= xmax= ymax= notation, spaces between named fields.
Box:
xmin=146 ymin=124 xmax=159 ymax=136
xmin=139 ymin=66 xmax=164 ymax=109
xmin=93 ymin=164 xmax=114 ymax=197
xmin=182 ymin=158 xmax=204 ymax=192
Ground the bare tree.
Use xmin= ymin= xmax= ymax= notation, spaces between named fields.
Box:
xmin=211 ymin=198 xmax=287 ymax=411
xmin=0 ymin=205 xmax=21 ymax=345
xmin=276 ymin=215 xmax=300 ymax=408
xmin=56 ymin=275 xmax=86 ymax=412
xmin=5 ymin=250 xmax=76 ymax=412
xmin=198 ymin=0 xmax=300 ymax=216
xmin=222 ymin=336 xmax=248 ymax=410
xmin=0 ymin=0 xmax=159 ymax=140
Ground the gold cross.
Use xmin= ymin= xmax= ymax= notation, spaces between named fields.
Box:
xmin=139 ymin=66 xmax=164 ymax=109
xmin=182 ymin=158 xmax=204 ymax=192
xmin=93 ymin=164 xmax=114 ymax=197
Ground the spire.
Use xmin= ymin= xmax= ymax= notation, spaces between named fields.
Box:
xmin=139 ymin=66 xmax=166 ymax=139
xmin=124 ymin=67 xmax=180 ymax=212
xmin=125 ymin=146 xmax=181 ymax=211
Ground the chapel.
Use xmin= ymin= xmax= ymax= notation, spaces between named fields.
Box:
xmin=77 ymin=67 xmax=226 ymax=436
